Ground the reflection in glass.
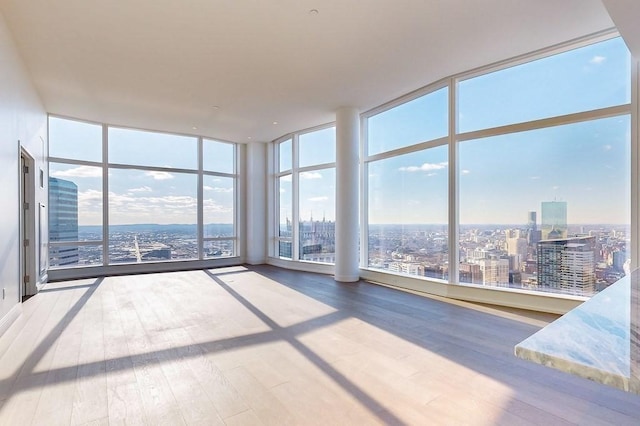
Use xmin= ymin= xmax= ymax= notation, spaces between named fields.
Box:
xmin=367 ymin=146 xmax=449 ymax=278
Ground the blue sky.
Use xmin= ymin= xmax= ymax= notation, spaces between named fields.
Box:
xmin=368 ymin=36 xmax=631 ymax=225
xmin=49 ymin=119 xmax=235 ymax=226
xmin=50 ymin=37 xmax=631 ymax=227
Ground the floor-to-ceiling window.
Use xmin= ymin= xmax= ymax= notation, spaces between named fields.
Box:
xmin=361 ymin=34 xmax=631 ymax=297
xmin=48 ymin=117 xmax=103 ymax=267
xmin=48 ymin=117 xmax=238 ymax=270
xmin=202 ymin=138 xmax=236 ymax=258
xmin=365 ymin=87 xmax=450 ymax=279
xmin=456 ymin=36 xmax=630 ymax=297
xmin=274 ymin=126 xmax=336 ymax=263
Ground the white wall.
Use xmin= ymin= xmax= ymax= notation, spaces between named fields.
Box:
xmin=245 ymin=142 xmax=267 ymax=264
xmin=0 ymin=11 xmax=47 ymax=334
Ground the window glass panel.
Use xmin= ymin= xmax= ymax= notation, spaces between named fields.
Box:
xmin=278 ymin=175 xmax=292 ymax=258
xmin=204 ymin=175 xmax=234 ymax=238
xmin=299 ymin=168 xmax=335 ymax=264
xmin=299 ymin=127 xmax=336 ymax=167
xmin=204 ymin=240 xmax=235 ymax=258
xmin=49 ymin=244 xmax=104 ymax=269
xmin=279 ymin=139 xmax=292 ymax=172
xmin=49 ymin=162 xmax=103 ymax=268
xmin=204 ymin=139 xmax=234 ymax=173
xmin=367 ymin=145 xmax=448 ymax=277
xmin=77 ymin=245 xmax=103 ymax=266
xmin=368 ymin=87 xmax=448 ymax=156
xmin=458 ymin=116 xmax=630 ymax=296
xmin=458 ymin=37 xmax=631 ymax=133
xmin=49 ymin=163 xmax=103 ymax=240
xmin=109 ymin=127 xmax=197 ymax=169
xmin=108 ymin=169 xmax=197 ymax=263
xmin=49 ymin=117 xmax=102 ymax=162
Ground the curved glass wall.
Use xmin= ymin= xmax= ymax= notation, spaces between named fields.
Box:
xmin=361 ymin=34 xmax=631 ymax=297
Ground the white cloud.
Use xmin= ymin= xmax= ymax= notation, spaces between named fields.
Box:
xmin=51 ymin=165 xmax=101 ymax=178
xmin=279 ymin=188 xmax=286 ymax=193
xmin=145 ymin=171 xmax=174 ymax=180
xmin=300 ymin=171 xmax=323 ymax=180
xmin=603 ymin=144 xmax=612 ymax=151
xmin=399 ymin=162 xmax=448 ymax=172
xmin=107 ymin=188 xmax=234 ymax=224
xmin=281 ymin=175 xmax=292 ymax=182
xmin=590 ymin=55 xmax=606 ymax=65
xmin=552 ymin=185 xmax=560 ymax=190
xmin=77 ymin=189 xmax=103 ymax=211
xmin=204 ymin=186 xmax=233 ymax=193
xmin=309 ymin=196 xmax=328 ymax=202
xmin=74 ymin=190 xmax=103 ymax=224
xmin=461 ymin=169 xmax=470 ymax=175
xmin=128 ymin=186 xmax=152 ymax=193
xmin=530 ymin=176 xmax=541 ymax=180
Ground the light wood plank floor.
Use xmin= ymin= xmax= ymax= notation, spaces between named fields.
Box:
xmin=1 ymin=265 xmax=639 ymax=425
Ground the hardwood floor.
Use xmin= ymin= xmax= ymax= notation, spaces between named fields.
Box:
xmin=0 ymin=265 xmax=639 ymax=425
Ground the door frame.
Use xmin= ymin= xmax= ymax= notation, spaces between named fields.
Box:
xmin=19 ymin=147 xmax=37 ymax=298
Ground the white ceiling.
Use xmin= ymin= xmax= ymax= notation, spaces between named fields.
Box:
xmin=601 ymin=0 xmax=640 ymax=59
xmin=0 ymin=0 xmax=619 ymax=143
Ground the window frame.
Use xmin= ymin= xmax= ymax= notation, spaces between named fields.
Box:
xmin=273 ymin=123 xmax=337 ymax=264
xmin=359 ymin=30 xmax=635 ymax=299
xmin=47 ymin=116 xmax=240 ymax=276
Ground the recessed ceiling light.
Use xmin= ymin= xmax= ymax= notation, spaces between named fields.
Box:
xmin=192 ymin=126 xmax=198 ymax=130
xmin=309 ymin=9 xmax=319 ymax=15
xmin=212 ymin=106 xmax=220 ymax=110
xmin=247 ymin=136 xmax=252 ymax=140
xmin=273 ymin=121 xmax=278 ymax=125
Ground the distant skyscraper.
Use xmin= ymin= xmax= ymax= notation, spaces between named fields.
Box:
xmin=526 ymin=211 xmax=541 ymax=244
xmin=527 ymin=211 xmax=537 ymax=231
xmin=477 ymin=257 xmax=509 ymax=286
xmin=612 ymin=250 xmax=627 ymax=272
xmin=49 ymin=177 xmax=79 ymax=267
xmin=541 ymin=201 xmax=567 ymax=240
xmin=505 ymin=229 xmax=527 ymax=271
xmin=537 ymin=236 xmax=595 ymax=296
xmin=459 ymin=262 xmax=483 ymax=284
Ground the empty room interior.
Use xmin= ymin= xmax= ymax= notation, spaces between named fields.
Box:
xmin=2 ymin=0 xmax=640 ymax=424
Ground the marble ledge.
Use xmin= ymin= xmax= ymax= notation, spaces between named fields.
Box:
xmin=515 ymin=269 xmax=639 ymax=394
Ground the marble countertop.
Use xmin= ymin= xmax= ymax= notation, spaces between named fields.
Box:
xmin=515 ymin=269 xmax=639 ymax=394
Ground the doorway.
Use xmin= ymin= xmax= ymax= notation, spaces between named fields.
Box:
xmin=19 ymin=149 xmax=36 ymax=300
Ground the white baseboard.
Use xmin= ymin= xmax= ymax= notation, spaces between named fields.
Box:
xmin=0 ymin=303 xmax=22 ymax=339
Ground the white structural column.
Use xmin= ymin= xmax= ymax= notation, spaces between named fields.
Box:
xmin=246 ymin=142 xmax=267 ymax=264
xmin=335 ymin=107 xmax=360 ymax=282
